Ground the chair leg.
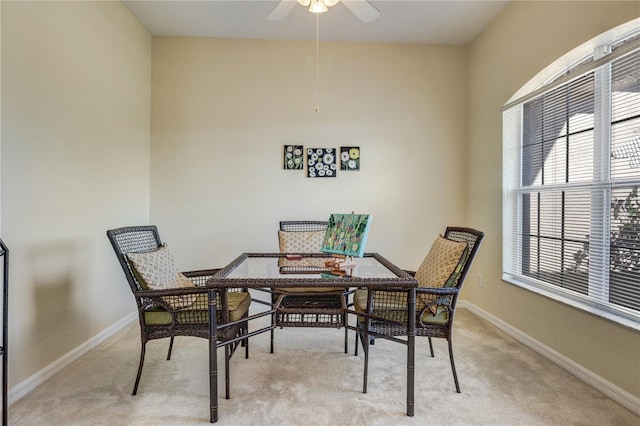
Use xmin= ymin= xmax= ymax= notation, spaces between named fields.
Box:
xmin=354 ymin=326 xmax=359 ymax=356
xmin=428 ymin=337 xmax=434 ymax=357
xmin=271 ymin=296 xmax=278 ymax=354
xmin=447 ymin=339 xmax=461 ymax=393
xmin=343 ymin=312 xmax=348 ymax=354
xmin=132 ymin=341 xmax=147 ymax=396
xmin=225 ymin=345 xmax=231 ymax=399
xmin=166 ymin=336 xmax=175 ymax=361
xmin=270 ymin=295 xmax=276 ymax=354
xmin=362 ymin=329 xmax=369 ymax=394
xmin=270 ymin=329 xmax=274 ymax=354
xmin=244 ymin=323 xmax=250 ymax=359
xmin=354 ymin=321 xmax=374 ymax=355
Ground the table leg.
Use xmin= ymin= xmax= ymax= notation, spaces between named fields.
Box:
xmin=209 ymin=289 xmax=218 ymax=423
xmin=407 ymin=287 xmax=415 ymax=417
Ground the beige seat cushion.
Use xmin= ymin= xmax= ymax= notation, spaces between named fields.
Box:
xmin=354 ymin=288 xmax=406 ymax=322
xmin=354 ymin=288 xmax=368 ymax=313
xmin=354 ymin=288 xmax=449 ymax=325
xmin=144 ymin=291 xmax=251 ymax=325
xmin=127 ymin=244 xmax=197 ymax=309
xmin=419 ymin=306 xmax=449 ymax=325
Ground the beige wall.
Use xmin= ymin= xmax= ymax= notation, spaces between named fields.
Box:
xmin=466 ymin=1 xmax=640 ymax=398
xmin=1 ymin=1 xmax=151 ymax=386
xmin=150 ymin=38 xmax=468 ymax=270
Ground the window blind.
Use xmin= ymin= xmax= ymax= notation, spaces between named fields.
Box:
xmin=503 ymin=41 xmax=640 ymax=323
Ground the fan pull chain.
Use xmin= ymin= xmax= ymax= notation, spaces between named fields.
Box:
xmin=315 ymin=12 xmax=320 ymax=113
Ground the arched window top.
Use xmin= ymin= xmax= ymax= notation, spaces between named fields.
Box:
xmin=506 ymin=18 xmax=640 ymax=106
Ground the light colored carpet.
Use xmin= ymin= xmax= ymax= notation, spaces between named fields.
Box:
xmin=8 ymin=306 xmax=638 ymax=425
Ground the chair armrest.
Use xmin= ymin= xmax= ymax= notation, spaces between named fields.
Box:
xmin=182 ymin=269 xmax=247 ymax=295
xmin=369 ymin=287 xmax=411 ymax=293
xmin=136 ymin=286 xmax=209 ymax=298
xmin=182 ymin=269 xmax=221 ymax=286
xmin=404 ymin=270 xmax=416 ymax=277
xmin=416 ymin=286 xmax=459 ymax=296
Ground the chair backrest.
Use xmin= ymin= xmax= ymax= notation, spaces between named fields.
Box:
xmin=279 ymin=220 xmax=328 ymax=232
xmin=106 ymin=225 xmax=162 ymax=294
xmin=277 ymin=221 xmax=329 ymax=269
xmin=442 ymin=227 xmax=485 ymax=290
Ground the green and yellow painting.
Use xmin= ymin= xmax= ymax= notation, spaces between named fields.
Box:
xmin=321 ymin=213 xmax=372 ymax=258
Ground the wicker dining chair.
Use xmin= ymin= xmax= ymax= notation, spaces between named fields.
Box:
xmin=269 ymin=220 xmax=350 ymax=353
xmin=353 ymin=227 xmax=484 ymax=393
xmin=106 ymin=225 xmax=251 ymax=398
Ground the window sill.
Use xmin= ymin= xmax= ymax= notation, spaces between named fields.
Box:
xmin=502 ymin=273 xmax=640 ymax=332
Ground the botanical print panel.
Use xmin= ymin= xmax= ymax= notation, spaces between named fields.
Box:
xmin=284 ymin=145 xmax=304 ymax=170
xmin=340 ymin=146 xmax=360 ymax=171
xmin=307 ymin=148 xmax=337 ymax=178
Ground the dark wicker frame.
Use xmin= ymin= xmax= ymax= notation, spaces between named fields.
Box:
xmin=354 ymin=226 xmax=485 ymax=393
xmin=0 ymin=239 xmax=7 ymax=426
xmin=271 ymin=221 xmax=351 ymax=353
xmin=106 ymin=225 xmax=249 ymax=398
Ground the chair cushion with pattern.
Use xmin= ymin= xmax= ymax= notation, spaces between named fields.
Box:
xmin=278 ymin=230 xmax=326 ymax=267
xmin=415 ymin=235 xmax=468 ymax=314
xmin=127 ymin=244 xmax=196 ymax=309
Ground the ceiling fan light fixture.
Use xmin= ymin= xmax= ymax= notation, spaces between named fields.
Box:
xmin=309 ymin=0 xmax=328 ymax=14
xmin=297 ymin=0 xmax=311 ymax=6
xmin=324 ymin=0 xmax=340 ymax=7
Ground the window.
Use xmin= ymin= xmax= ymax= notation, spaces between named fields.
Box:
xmin=503 ymin=32 xmax=640 ymax=326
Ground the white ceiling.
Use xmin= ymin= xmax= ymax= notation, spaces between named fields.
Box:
xmin=123 ymin=0 xmax=511 ymax=45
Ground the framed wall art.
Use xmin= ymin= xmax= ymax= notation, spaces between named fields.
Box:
xmin=284 ymin=145 xmax=304 ymax=170
xmin=307 ymin=148 xmax=337 ymax=178
xmin=340 ymin=146 xmax=360 ymax=171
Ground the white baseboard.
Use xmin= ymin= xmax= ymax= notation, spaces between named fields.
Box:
xmin=8 ymin=311 xmax=137 ymax=405
xmin=459 ymin=301 xmax=640 ymax=416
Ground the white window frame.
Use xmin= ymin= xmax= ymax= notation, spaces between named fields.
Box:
xmin=502 ymin=29 xmax=640 ymax=331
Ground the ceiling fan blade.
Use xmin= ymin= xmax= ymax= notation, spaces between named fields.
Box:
xmin=267 ymin=0 xmax=298 ymax=22
xmin=341 ymin=0 xmax=380 ymax=23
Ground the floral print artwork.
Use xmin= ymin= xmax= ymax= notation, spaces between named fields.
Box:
xmin=307 ymin=148 xmax=337 ymax=178
xmin=340 ymin=146 xmax=360 ymax=171
xmin=284 ymin=145 xmax=304 ymax=170
xmin=320 ymin=213 xmax=372 ymax=257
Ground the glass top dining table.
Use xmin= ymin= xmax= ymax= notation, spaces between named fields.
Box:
xmin=205 ymin=252 xmax=418 ymax=423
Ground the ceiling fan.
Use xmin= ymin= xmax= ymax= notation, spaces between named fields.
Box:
xmin=268 ymin=0 xmax=381 ymax=24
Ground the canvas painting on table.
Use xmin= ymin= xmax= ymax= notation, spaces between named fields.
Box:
xmin=321 ymin=213 xmax=372 ymax=258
